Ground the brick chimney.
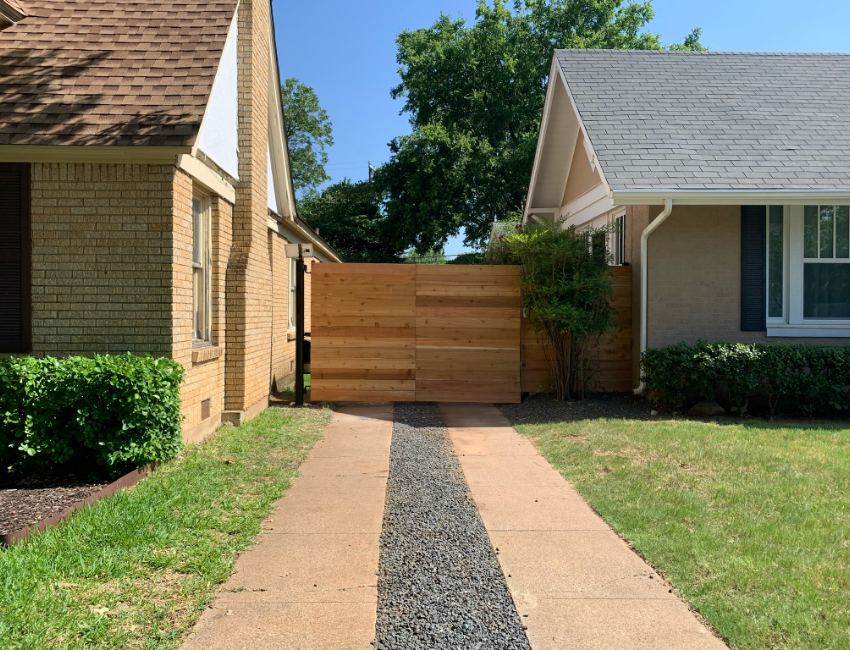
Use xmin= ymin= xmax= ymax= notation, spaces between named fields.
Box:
xmin=224 ymin=0 xmax=274 ymax=418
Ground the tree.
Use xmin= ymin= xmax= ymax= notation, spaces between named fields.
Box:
xmin=299 ymin=179 xmax=406 ymax=263
xmin=281 ymin=78 xmax=334 ymax=194
xmin=489 ymin=217 xmax=618 ymax=400
xmin=377 ymin=0 xmax=705 ymax=251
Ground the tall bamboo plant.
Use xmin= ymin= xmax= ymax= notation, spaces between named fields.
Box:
xmin=489 ymin=218 xmax=618 ymax=400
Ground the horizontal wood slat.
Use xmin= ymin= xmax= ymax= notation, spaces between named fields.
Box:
xmin=311 ymin=263 xmax=521 ymax=403
xmin=520 ymin=265 xmax=633 ymax=394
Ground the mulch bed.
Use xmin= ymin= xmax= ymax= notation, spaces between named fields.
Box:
xmin=500 ymin=392 xmax=850 ymax=427
xmin=0 ymin=473 xmax=108 ymax=536
xmin=500 ymin=392 xmax=655 ymax=424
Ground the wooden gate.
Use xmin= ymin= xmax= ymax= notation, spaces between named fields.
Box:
xmin=311 ymin=264 xmax=522 ymax=403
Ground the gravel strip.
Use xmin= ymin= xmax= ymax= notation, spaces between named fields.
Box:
xmin=374 ymin=402 xmax=530 ymax=650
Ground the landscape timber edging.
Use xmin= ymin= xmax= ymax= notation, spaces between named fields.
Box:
xmin=0 ymin=464 xmax=155 ymax=547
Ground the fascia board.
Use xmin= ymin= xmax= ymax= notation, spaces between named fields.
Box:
xmin=553 ymin=62 xmax=614 ymax=204
xmin=612 ymin=189 xmax=850 ymax=205
xmin=0 ymin=145 xmax=190 ymax=163
xmin=267 ymin=10 xmax=297 ymax=219
xmin=524 ymin=57 xmax=560 ymax=221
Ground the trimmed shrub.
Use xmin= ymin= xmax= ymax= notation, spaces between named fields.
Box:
xmin=642 ymin=341 xmax=850 ymax=416
xmin=0 ymin=354 xmax=184 ymax=476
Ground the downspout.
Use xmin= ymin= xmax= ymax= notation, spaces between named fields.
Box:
xmin=634 ymin=198 xmax=673 ymax=395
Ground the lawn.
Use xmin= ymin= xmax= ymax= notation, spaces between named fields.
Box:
xmin=510 ymin=415 xmax=850 ymax=650
xmin=0 ymin=405 xmax=331 ymax=650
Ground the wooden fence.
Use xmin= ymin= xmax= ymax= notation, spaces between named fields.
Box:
xmin=311 ymin=263 xmax=633 ymax=403
xmin=521 ymin=265 xmax=633 ymax=394
xmin=311 ymin=264 xmax=521 ymax=403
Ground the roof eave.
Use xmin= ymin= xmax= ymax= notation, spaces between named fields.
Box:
xmin=0 ymin=145 xmax=192 ymax=163
xmin=611 ymin=188 xmax=850 ymax=206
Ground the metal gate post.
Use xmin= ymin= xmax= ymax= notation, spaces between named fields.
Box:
xmin=295 ymin=255 xmax=305 ymax=406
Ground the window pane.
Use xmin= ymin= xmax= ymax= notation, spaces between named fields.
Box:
xmin=192 ymin=198 xmax=203 ymax=265
xmin=837 ymin=206 xmax=850 ymax=259
xmin=820 ymin=205 xmax=835 ymax=258
xmin=768 ymin=206 xmax=783 ymax=318
xmin=193 ymin=268 xmax=204 ymax=338
xmin=803 ymin=206 xmax=818 ymax=258
xmin=804 ymin=263 xmax=850 ymax=319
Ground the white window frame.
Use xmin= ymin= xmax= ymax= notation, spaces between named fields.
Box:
xmin=192 ymin=189 xmax=213 ymax=344
xmin=578 ymin=208 xmax=626 ymax=266
xmin=288 ymin=256 xmax=296 ymax=330
xmin=767 ymin=204 xmax=850 ymax=337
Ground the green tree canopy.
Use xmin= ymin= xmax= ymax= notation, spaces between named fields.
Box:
xmin=299 ymin=179 xmax=406 ymax=263
xmin=376 ymin=0 xmax=705 ymax=251
xmin=281 ymin=78 xmax=334 ymax=195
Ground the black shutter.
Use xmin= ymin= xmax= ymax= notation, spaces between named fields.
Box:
xmin=741 ymin=205 xmax=766 ymax=331
xmin=0 ymin=163 xmax=31 ymax=352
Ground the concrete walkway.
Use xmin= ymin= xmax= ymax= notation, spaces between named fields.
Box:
xmin=439 ymin=402 xmax=729 ymax=650
xmin=181 ymin=403 xmax=393 ymax=650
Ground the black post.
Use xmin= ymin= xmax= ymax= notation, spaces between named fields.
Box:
xmin=295 ymin=254 xmax=305 ymax=405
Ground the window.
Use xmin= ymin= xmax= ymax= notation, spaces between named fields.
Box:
xmin=192 ymin=190 xmax=211 ymax=343
xmin=609 ymin=213 xmax=626 ymax=266
xmin=802 ymin=205 xmax=850 ymax=319
xmin=288 ymin=257 xmax=296 ymax=330
xmin=765 ymin=204 xmax=850 ymax=336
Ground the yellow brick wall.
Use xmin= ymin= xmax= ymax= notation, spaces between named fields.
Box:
xmin=645 ymin=205 xmax=849 ymax=348
xmin=29 ymin=163 xmax=174 ymax=356
xmin=170 ymin=170 xmax=232 ymax=434
xmin=225 ymin=0 xmax=274 ymax=413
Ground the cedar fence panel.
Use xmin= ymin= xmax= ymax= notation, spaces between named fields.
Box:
xmin=311 ymin=264 xmax=632 ymax=403
xmin=521 ymin=265 xmax=633 ymax=394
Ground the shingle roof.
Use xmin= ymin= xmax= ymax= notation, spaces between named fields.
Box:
xmin=555 ymin=50 xmax=850 ymax=192
xmin=0 ymin=0 xmax=237 ymax=147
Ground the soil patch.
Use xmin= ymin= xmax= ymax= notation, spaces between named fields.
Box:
xmin=0 ymin=474 xmax=108 ymax=536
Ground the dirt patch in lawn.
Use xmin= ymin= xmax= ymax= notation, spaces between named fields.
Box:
xmin=0 ymin=474 xmax=108 ymax=535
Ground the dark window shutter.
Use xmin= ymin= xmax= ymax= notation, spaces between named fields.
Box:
xmin=0 ymin=163 xmax=31 ymax=352
xmin=741 ymin=205 xmax=766 ymax=331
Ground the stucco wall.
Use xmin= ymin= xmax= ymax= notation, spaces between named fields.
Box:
xmin=644 ymin=204 xmax=849 ymax=349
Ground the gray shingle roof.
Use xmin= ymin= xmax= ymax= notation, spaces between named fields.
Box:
xmin=555 ymin=50 xmax=850 ymax=192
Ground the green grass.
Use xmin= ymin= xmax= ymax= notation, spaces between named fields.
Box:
xmin=510 ymin=415 xmax=850 ymax=650
xmin=0 ymin=406 xmax=331 ymax=650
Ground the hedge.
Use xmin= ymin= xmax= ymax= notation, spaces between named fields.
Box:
xmin=0 ymin=354 xmax=185 ymax=476
xmin=642 ymin=341 xmax=850 ymax=416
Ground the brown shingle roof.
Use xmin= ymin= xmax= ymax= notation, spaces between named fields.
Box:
xmin=0 ymin=0 xmax=237 ymax=147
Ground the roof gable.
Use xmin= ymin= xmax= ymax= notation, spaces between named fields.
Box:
xmin=0 ymin=0 xmax=237 ymax=147
xmin=553 ymin=50 xmax=850 ymax=194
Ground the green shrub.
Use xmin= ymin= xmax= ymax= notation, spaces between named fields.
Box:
xmin=489 ymin=217 xmax=617 ymax=400
xmin=0 ymin=354 xmax=185 ymax=476
xmin=642 ymin=341 xmax=850 ymax=416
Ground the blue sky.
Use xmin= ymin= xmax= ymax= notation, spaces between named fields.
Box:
xmin=273 ymin=0 xmax=850 ymax=255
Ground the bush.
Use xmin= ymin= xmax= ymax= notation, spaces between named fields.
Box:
xmin=488 ymin=217 xmax=617 ymax=400
xmin=0 ymin=354 xmax=185 ymax=476
xmin=642 ymin=341 xmax=850 ymax=416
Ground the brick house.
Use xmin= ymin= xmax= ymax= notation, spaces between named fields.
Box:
xmin=0 ymin=0 xmax=341 ymax=442
xmin=525 ymin=50 xmax=850 ymax=388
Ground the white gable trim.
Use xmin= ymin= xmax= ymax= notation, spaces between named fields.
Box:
xmin=267 ymin=15 xmax=297 ymax=219
xmin=177 ymin=154 xmax=236 ymax=204
xmin=195 ymin=6 xmax=239 ymax=179
xmin=525 ymin=56 xmax=617 ymax=227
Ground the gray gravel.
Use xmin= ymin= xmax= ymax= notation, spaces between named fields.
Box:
xmin=373 ymin=402 xmax=531 ymax=650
